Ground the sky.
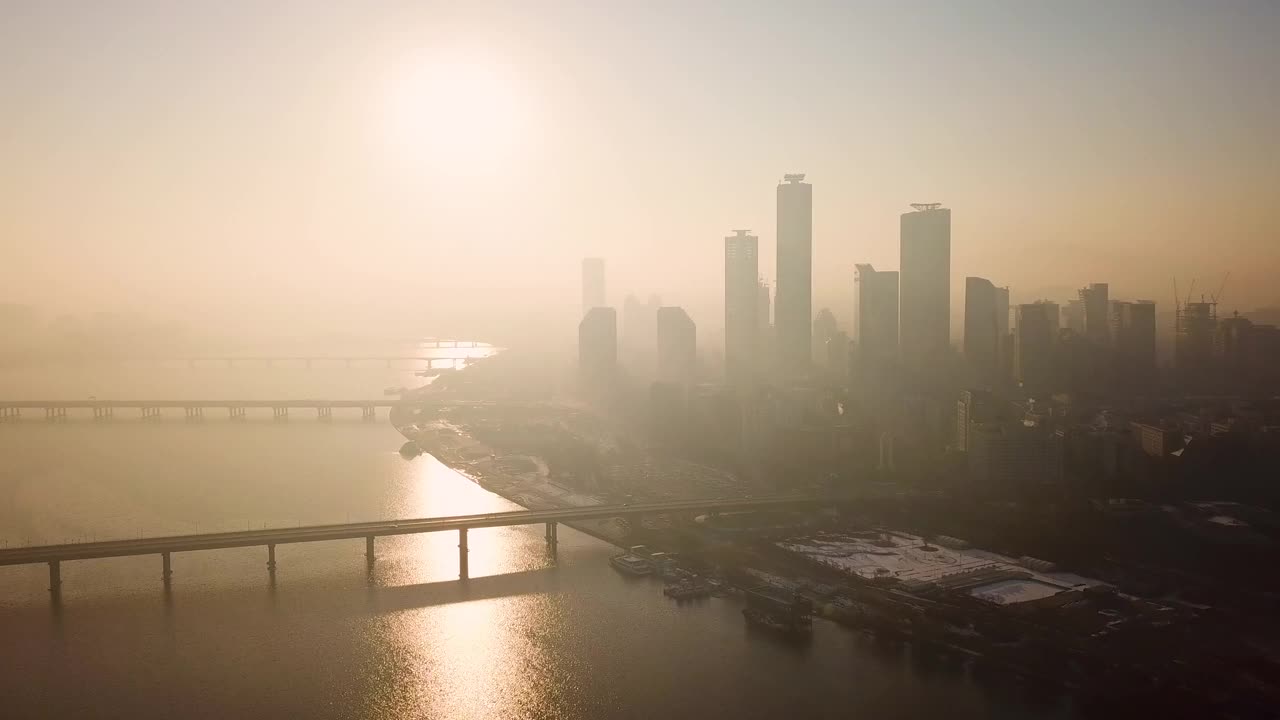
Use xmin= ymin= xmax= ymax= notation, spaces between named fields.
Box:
xmin=2 ymin=0 xmax=1278 ymax=341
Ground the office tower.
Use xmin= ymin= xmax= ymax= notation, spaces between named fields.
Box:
xmin=967 ymin=422 xmax=1064 ymax=490
xmin=1176 ymin=300 xmax=1217 ymax=374
xmin=622 ymin=293 xmax=660 ymax=353
xmin=899 ymin=204 xmax=951 ymax=373
xmin=725 ymin=230 xmax=759 ymax=383
xmin=1112 ymin=300 xmax=1156 ymax=384
xmin=775 ymin=173 xmax=813 ymax=372
xmin=581 ymin=258 xmax=605 ymax=316
xmin=657 ymin=306 xmax=696 ymax=383
xmin=1063 ymin=299 xmax=1085 ymax=335
xmin=1079 ymin=283 xmax=1110 ymax=345
xmin=956 ymin=388 xmax=995 ymax=452
xmin=1014 ymin=301 xmax=1059 ymax=392
xmin=964 ymin=277 xmax=1003 ymax=383
xmin=855 ymin=264 xmax=899 ymax=381
xmin=757 ymin=279 xmax=772 ymax=333
xmin=578 ymin=307 xmax=617 ymax=378
xmin=994 ymin=285 xmax=1011 ymax=381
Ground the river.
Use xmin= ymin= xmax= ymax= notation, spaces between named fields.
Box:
xmin=0 ymin=345 xmax=1075 ymax=719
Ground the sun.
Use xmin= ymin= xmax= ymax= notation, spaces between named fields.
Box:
xmin=386 ymin=52 xmax=525 ymax=172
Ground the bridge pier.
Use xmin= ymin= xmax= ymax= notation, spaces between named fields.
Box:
xmin=272 ymin=407 xmax=288 ymax=422
xmin=545 ymin=522 xmax=558 ymax=548
xmin=305 ymin=358 xmax=313 ymax=370
xmin=361 ymin=406 xmax=376 ymax=422
xmin=48 ymin=561 xmax=61 ymax=593
xmin=161 ymin=552 xmax=173 ymax=584
xmin=267 ymin=544 xmax=277 ymax=571
xmin=93 ymin=407 xmax=113 ymax=422
xmin=184 ymin=407 xmax=204 ymax=422
xmin=365 ymin=536 xmax=375 ymax=563
xmin=0 ymin=407 xmax=17 ymax=422
xmin=45 ymin=407 xmax=67 ymax=422
xmin=142 ymin=407 xmax=161 ymax=421
xmin=458 ymin=528 xmax=469 ymax=580
xmin=228 ymin=406 xmax=246 ymax=421
xmin=317 ymin=407 xmax=332 ymax=422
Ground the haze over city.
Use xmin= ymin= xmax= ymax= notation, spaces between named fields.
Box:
xmin=3 ymin=1 xmax=1278 ymax=342
xmin=3 ymin=3 xmax=1280 ymax=719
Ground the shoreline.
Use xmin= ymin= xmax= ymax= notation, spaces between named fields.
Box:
xmin=388 ymin=387 xmax=634 ymax=551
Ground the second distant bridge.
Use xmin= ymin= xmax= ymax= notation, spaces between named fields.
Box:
xmin=0 ymin=399 xmax=453 ymax=422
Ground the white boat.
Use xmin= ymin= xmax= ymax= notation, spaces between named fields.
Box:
xmin=610 ymin=554 xmax=653 ymax=576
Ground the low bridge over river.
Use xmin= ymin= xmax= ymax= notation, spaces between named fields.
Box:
xmin=0 ymin=398 xmax=507 ymax=422
xmin=0 ymin=495 xmax=855 ymax=595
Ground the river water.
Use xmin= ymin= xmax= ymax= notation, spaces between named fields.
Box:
xmin=0 ymin=347 xmax=1075 ymax=719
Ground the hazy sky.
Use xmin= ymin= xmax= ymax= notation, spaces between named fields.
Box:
xmin=3 ymin=0 xmax=1278 ymax=338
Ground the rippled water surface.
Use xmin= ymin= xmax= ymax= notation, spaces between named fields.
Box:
xmin=0 ymin=353 xmax=1076 ymax=719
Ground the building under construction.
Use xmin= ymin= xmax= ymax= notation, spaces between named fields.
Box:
xmin=1173 ymin=275 xmax=1228 ymax=380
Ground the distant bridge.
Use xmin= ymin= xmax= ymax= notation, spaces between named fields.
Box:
xmin=0 ymin=398 xmax=491 ymax=422
xmin=175 ymin=352 xmax=488 ymax=370
xmin=0 ymin=494 xmax=853 ymax=594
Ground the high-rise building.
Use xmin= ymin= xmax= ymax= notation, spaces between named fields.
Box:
xmin=855 ymin=264 xmax=899 ymax=382
xmin=622 ymin=293 xmax=660 ymax=353
xmin=775 ymin=174 xmax=813 ymax=372
xmin=657 ymin=306 xmax=696 ymax=384
xmin=994 ymin=285 xmax=1011 ymax=381
xmin=1176 ymin=301 xmax=1217 ymax=377
xmin=956 ymin=388 xmax=995 ymax=452
xmin=899 ymin=204 xmax=951 ymax=373
xmin=725 ymin=230 xmax=759 ymax=383
xmin=578 ymin=307 xmax=617 ymax=379
xmin=1063 ymin=299 xmax=1085 ymax=335
xmin=964 ymin=277 xmax=1004 ymax=384
xmin=1111 ymin=300 xmax=1156 ymax=384
xmin=1078 ymin=283 xmax=1111 ymax=346
xmin=967 ymin=422 xmax=1064 ymax=491
xmin=1014 ymin=301 xmax=1059 ymax=392
xmin=581 ymin=258 xmax=605 ymax=316
xmin=756 ymin=279 xmax=772 ymax=333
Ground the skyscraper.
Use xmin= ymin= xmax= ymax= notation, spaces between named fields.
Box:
xmin=855 ymin=264 xmax=899 ymax=382
xmin=581 ymin=258 xmax=605 ymax=316
xmin=725 ymin=230 xmax=759 ymax=383
xmin=964 ymin=277 xmax=1003 ymax=384
xmin=775 ymin=174 xmax=812 ymax=372
xmin=579 ymin=306 xmax=617 ymax=379
xmin=1079 ymin=283 xmax=1111 ymax=346
xmin=657 ymin=306 xmax=696 ymax=384
xmin=1112 ymin=300 xmax=1156 ymax=384
xmin=899 ymin=204 xmax=951 ymax=373
xmin=1014 ymin=301 xmax=1059 ymax=392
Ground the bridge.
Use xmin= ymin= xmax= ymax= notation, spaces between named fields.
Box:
xmin=0 ymin=495 xmax=852 ymax=594
xmin=0 ymin=399 xmax=446 ymax=422
xmin=174 ymin=353 xmax=487 ymax=369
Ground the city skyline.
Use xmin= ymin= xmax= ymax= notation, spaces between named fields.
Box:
xmin=2 ymin=1 xmax=1278 ymax=331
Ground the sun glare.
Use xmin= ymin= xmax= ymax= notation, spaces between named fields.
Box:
xmin=387 ymin=52 xmax=525 ymax=173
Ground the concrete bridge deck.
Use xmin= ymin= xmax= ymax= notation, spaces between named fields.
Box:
xmin=0 ymin=495 xmax=852 ymax=591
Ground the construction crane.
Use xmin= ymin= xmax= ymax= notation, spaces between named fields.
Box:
xmin=1210 ymin=271 xmax=1231 ymax=308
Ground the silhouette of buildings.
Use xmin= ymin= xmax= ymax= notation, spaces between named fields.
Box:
xmin=657 ymin=306 xmax=696 ymax=384
xmin=581 ymin=258 xmax=605 ymax=317
xmin=578 ymin=307 xmax=617 ymax=378
xmin=1014 ymin=301 xmax=1059 ymax=392
xmin=622 ymin=293 xmax=660 ymax=354
xmin=899 ymin=204 xmax=951 ymax=376
xmin=1079 ymin=283 xmax=1111 ymax=346
xmin=956 ymin=388 xmax=995 ymax=452
xmin=964 ymin=277 xmax=1005 ymax=385
xmin=855 ymin=264 xmax=899 ymax=384
xmin=725 ymin=230 xmax=759 ymax=383
xmin=1176 ymin=301 xmax=1217 ymax=380
xmin=1111 ymin=300 xmax=1157 ymax=386
xmin=967 ymin=421 xmax=1064 ymax=492
xmin=775 ymin=174 xmax=813 ymax=373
